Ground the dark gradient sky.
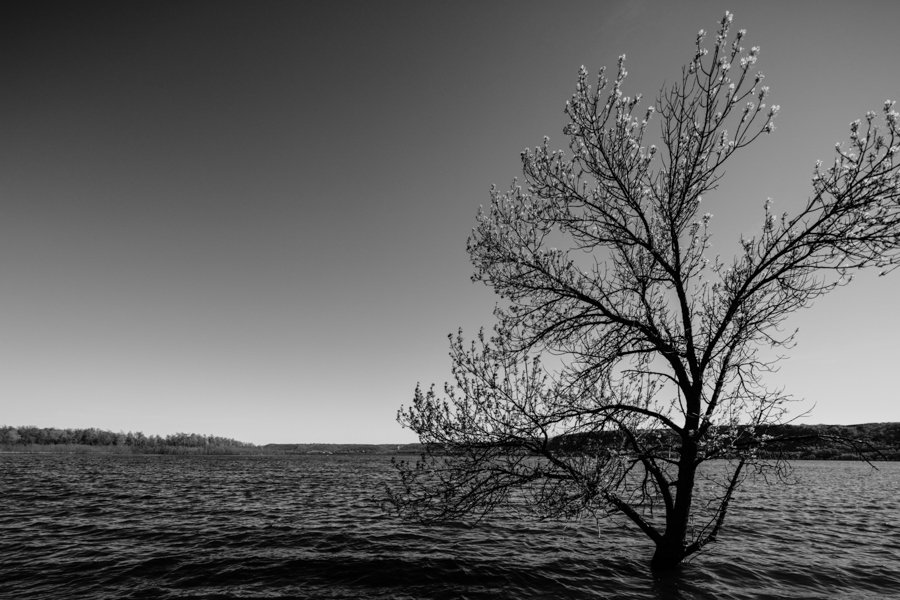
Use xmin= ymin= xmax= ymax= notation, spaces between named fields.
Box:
xmin=2 ymin=0 xmax=898 ymax=444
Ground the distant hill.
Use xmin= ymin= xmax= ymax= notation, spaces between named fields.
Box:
xmin=549 ymin=422 xmax=900 ymax=461
xmin=756 ymin=422 xmax=900 ymax=460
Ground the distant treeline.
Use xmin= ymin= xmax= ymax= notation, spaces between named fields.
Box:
xmin=0 ymin=426 xmax=260 ymax=454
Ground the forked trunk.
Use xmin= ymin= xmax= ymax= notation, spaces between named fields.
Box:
xmin=650 ymin=438 xmax=699 ymax=571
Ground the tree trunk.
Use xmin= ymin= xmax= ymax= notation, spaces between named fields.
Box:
xmin=651 ymin=437 xmax=699 ymax=571
xmin=651 ymin=537 xmax=687 ymax=571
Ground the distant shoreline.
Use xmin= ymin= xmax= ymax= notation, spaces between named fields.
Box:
xmin=2 ymin=423 xmax=898 ymax=459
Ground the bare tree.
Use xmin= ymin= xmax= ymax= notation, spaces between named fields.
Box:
xmin=389 ymin=12 xmax=900 ymax=570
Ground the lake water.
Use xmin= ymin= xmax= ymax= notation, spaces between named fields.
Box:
xmin=1 ymin=454 xmax=898 ymax=599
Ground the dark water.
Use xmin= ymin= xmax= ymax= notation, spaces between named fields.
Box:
xmin=1 ymin=454 xmax=898 ymax=599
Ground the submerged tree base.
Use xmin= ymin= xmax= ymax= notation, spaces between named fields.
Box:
xmin=651 ymin=544 xmax=690 ymax=572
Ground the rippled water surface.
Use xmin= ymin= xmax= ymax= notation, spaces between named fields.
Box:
xmin=1 ymin=454 xmax=898 ymax=599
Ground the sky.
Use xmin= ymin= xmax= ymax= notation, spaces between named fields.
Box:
xmin=1 ymin=0 xmax=898 ymax=444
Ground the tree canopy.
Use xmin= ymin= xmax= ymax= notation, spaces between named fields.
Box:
xmin=389 ymin=12 xmax=900 ymax=570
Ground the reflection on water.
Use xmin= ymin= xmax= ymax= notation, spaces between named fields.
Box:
xmin=1 ymin=454 xmax=897 ymax=599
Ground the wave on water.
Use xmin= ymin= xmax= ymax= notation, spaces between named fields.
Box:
xmin=1 ymin=454 xmax=897 ymax=599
